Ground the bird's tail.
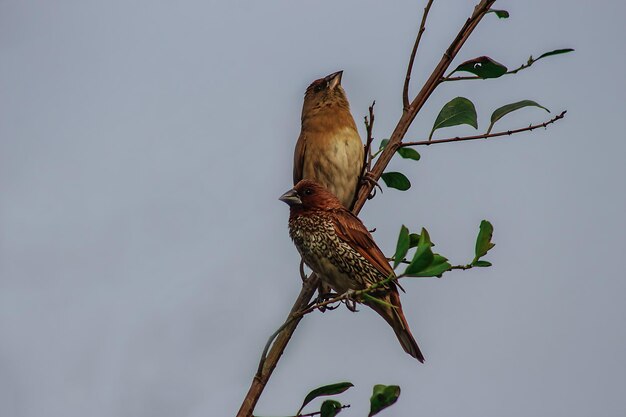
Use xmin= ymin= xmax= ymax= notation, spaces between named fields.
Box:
xmin=366 ymin=290 xmax=425 ymax=363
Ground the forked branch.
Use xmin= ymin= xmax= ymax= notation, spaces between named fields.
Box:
xmin=353 ymin=0 xmax=496 ymax=212
xmin=403 ymin=0 xmax=435 ymax=111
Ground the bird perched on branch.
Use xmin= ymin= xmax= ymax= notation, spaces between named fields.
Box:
xmin=280 ymin=180 xmax=424 ymax=362
xmin=293 ymin=71 xmax=364 ymax=209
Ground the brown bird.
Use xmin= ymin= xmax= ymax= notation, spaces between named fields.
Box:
xmin=293 ymin=71 xmax=364 ymax=209
xmin=280 ymin=180 xmax=424 ymax=362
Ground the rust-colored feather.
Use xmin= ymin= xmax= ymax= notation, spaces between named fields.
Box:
xmin=331 ymin=210 xmax=393 ymax=279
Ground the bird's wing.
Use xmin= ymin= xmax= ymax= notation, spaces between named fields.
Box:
xmin=331 ymin=209 xmax=394 ymax=280
xmin=293 ymin=133 xmax=306 ymax=184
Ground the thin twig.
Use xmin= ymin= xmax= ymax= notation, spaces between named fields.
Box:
xmin=359 ymin=101 xmax=376 ymax=187
xmin=390 ymin=257 xmax=476 ymax=272
xmin=256 ymin=317 xmax=298 ymax=376
xmin=449 ymin=264 xmax=473 ymax=270
xmin=277 ymin=405 xmax=351 ymax=417
xmin=442 ymin=53 xmax=558 ymax=81
xmin=403 ymin=0 xmax=435 ymax=111
xmin=298 ymin=405 xmax=351 ymax=417
xmin=399 ymin=110 xmax=566 ymax=147
xmin=254 ymin=405 xmax=352 ymax=417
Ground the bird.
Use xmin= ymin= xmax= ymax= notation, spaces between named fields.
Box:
xmin=293 ymin=71 xmax=364 ymax=209
xmin=280 ymin=179 xmax=424 ymax=362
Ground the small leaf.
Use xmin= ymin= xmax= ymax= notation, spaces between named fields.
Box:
xmin=488 ymin=9 xmax=510 ymax=18
xmin=472 ymin=260 xmax=492 ymax=267
xmin=297 ymin=382 xmax=353 ymax=416
xmin=405 ymin=228 xmax=434 ymax=275
xmin=381 ymin=172 xmax=411 ymax=191
xmin=320 ymin=400 xmax=343 ymax=417
xmin=397 ymin=147 xmax=421 ymax=161
xmin=379 ymin=139 xmax=389 ymax=150
xmin=393 ymin=225 xmax=410 ymax=269
xmin=537 ymin=48 xmax=575 ymax=60
xmin=369 ymin=384 xmax=401 ymax=417
xmin=430 ymin=97 xmax=477 ymax=139
xmin=404 ymin=229 xmax=451 ymax=277
xmin=409 ymin=254 xmax=451 ymax=277
xmin=487 ymin=100 xmax=550 ymax=133
xmin=473 ymin=220 xmax=495 ymax=264
xmin=453 ymin=56 xmax=508 ymax=79
xmin=408 ymin=233 xmax=421 ymax=249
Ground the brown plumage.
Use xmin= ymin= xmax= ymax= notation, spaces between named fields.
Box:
xmin=280 ymin=180 xmax=424 ymax=362
xmin=293 ymin=71 xmax=364 ymax=209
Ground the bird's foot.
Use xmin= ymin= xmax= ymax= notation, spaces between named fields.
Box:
xmin=314 ymin=292 xmax=340 ymax=312
xmin=342 ymin=289 xmax=360 ymax=312
xmin=361 ymin=172 xmax=382 ymax=200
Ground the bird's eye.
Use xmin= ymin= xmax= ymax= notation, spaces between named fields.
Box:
xmin=303 ymin=188 xmax=313 ymax=196
xmin=314 ymin=83 xmax=324 ymax=92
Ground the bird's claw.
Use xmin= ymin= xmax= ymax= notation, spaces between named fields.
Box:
xmin=315 ymin=292 xmax=340 ymax=312
xmin=361 ymin=172 xmax=382 ymax=200
xmin=342 ymin=289 xmax=360 ymax=312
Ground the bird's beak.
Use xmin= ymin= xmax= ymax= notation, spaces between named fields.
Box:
xmin=325 ymin=70 xmax=343 ymax=89
xmin=279 ymin=188 xmax=302 ymax=206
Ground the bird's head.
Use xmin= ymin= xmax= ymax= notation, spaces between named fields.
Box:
xmin=279 ymin=180 xmax=344 ymax=211
xmin=302 ymin=71 xmax=350 ymax=117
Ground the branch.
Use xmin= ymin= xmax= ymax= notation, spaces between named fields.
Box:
xmin=399 ymin=110 xmax=566 ymax=147
xmin=238 ymin=274 xmax=320 ymax=417
xmin=353 ymin=0 xmax=496 ymax=213
xmin=403 ymin=0 xmax=435 ymax=110
xmin=237 ymin=2 xmax=497 ymax=416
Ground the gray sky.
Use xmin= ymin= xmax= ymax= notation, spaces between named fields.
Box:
xmin=1 ymin=1 xmax=625 ymax=416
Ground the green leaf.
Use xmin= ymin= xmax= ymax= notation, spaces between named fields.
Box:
xmin=408 ymin=233 xmax=421 ymax=249
xmin=393 ymin=225 xmax=410 ymax=269
xmin=487 ymin=100 xmax=550 ymax=133
xmin=473 ymin=220 xmax=495 ymax=264
xmin=381 ymin=172 xmax=411 ymax=191
xmin=453 ymin=56 xmax=508 ymax=79
xmin=297 ymin=382 xmax=353 ymax=416
xmin=488 ymin=9 xmax=510 ymax=18
xmin=472 ymin=260 xmax=492 ymax=267
xmin=409 ymin=254 xmax=451 ymax=277
xmin=379 ymin=139 xmax=389 ymax=150
xmin=537 ymin=48 xmax=575 ymax=60
xmin=405 ymin=228 xmax=434 ymax=275
xmin=320 ymin=400 xmax=343 ymax=417
xmin=429 ymin=97 xmax=478 ymax=139
xmin=397 ymin=147 xmax=421 ymax=161
xmin=369 ymin=384 xmax=401 ymax=417
xmin=404 ymin=229 xmax=451 ymax=277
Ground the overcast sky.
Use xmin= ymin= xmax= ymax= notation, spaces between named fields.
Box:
xmin=1 ymin=1 xmax=625 ymax=416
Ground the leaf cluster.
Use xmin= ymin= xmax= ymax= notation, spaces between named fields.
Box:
xmin=392 ymin=220 xmax=495 ymax=279
xmin=286 ymin=382 xmax=400 ymax=417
